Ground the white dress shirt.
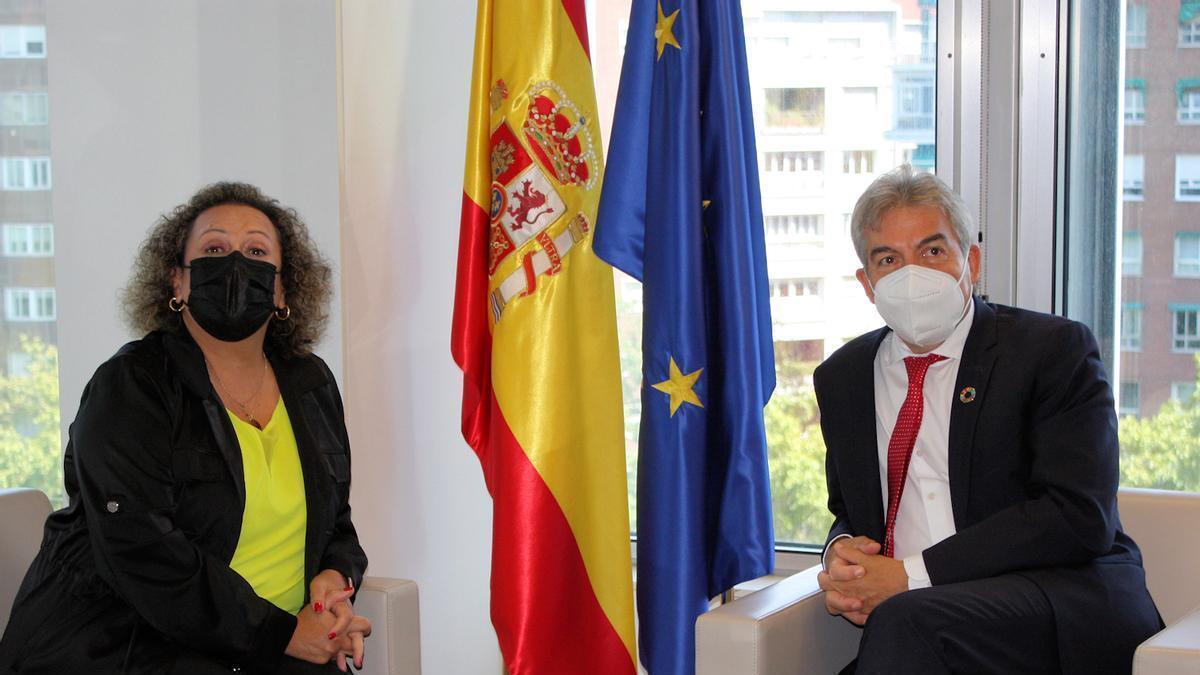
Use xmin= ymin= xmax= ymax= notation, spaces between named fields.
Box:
xmin=875 ymin=300 xmax=974 ymax=589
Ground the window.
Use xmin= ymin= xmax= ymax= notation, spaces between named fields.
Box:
xmin=763 ymin=150 xmax=823 ymax=174
xmin=1177 ymin=232 xmax=1200 ymax=276
xmin=1127 ymin=4 xmax=1146 ymax=47
xmin=1119 ymin=381 xmax=1141 ymax=416
xmin=1172 ymin=381 xmax=1197 ymax=403
xmin=895 ymin=75 xmax=934 ymax=131
xmin=1123 ymin=231 xmax=1143 ymax=276
xmin=771 ymin=278 xmax=822 ymax=298
xmin=4 ymin=287 xmax=55 ymax=321
xmin=0 ymin=25 xmax=45 ymax=58
xmin=1121 ymin=303 xmax=1143 ymax=351
xmin=1124 ymin=154 xmax=1144 ymax=200
xmin=5 ymin=351 xmax=31 ymax=377
xmin=1172 ymin=305 xmax=1200 ymax=352
xmin=764 ymin=88 xmax=824 ymax=129
xmin=1 ymin=157 xmax=51 ymax=190
xmin=765 ymin=214 xmax=823 ymax=239
xmin=596 ymin=0 xmax=938 ymax=549
xmin=1125 ymin=83 xmax=1145 ymax=124
xmin=2 ymin=224 xmax=53 ymax=256
xmin=1182 ymin=18 xmax=1200 ymax=46
xmin=843 ymin=150 xmax=875 ymax=174
xmin=1179 ymin=83 xmax=1200 ymax=123
xmin=1176 ymin=155 xmax=1200 ymax=200
xmin=0 ymin=92 xmax=47 ymax=126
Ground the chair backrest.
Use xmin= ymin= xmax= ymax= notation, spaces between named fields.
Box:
xmin=1117 ymin=487 xmax=1200 ymax=625
xmin=0 ymin=488 xmax=52 ymax=636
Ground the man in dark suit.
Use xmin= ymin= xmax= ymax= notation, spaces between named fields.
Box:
xmin=814 ymin=165 xmax=1161 ymax=674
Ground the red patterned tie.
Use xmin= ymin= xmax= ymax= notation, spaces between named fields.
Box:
xmin=882 ymin=353 xmax=946 ymax=558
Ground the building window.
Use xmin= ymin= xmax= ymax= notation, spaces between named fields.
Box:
xmin=843 ymin=150 xmax=875 ymax=174
xmin=1119 ymin=381 xmax=1141 ymax=416
xmin=0 ymin=156 xmax=51 ymax=191
xmin=2 ymin=223 xmax=53 ymax=256
xmin=1123 ymin=231 xmax=1143 ymax=276
xmin=763 ymin=150 xmax=823 ymax=174
xmin=1179 ymin=83 xmax=1200 ymax=123
xmin=4 ymin=287 xmax=55 ymax=322
xmin=1172 ymin=381 xmax=1197 ymax=403
xmin=764 ymin=88 xmax=824 ymax=129
xmin=1172 ymin=305 xmax=1200 ymax=352
xmin=771 ymin=278 xmax=823 ymax=298
xmin=1124 ymin=154 xmax=1144 ymax=200
xmin=0 ymin=25 xmax=46 ymax=58
xmin=1176 ymin=232 xmax=1200 ymax=276
xmin=1121 ymin=303 xmax=1143 ymax=351
xmin=765 ymin=214 xmax=823 ymax=239
xmin=1176 ymin=155 xmax=1200 ymax=200
xmin=1125 ymin=84 xmax=1145 ymax=124
xmin=1127 ymin=4 xmax=1147 ymax=47
xmin=1182 ymin=17 xmax=1200 ymax=46
xmin=895 ymin=75 xmax=934 ymax=131
xmin=0 ymin=92 xmax=47 ymax=126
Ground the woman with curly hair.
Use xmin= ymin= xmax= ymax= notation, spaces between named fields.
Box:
xmin=0 ymin=183 xmax=369 ymax=674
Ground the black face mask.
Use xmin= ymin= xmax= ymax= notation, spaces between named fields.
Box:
xmin=182 ymin=252 xmax=280 ymax=342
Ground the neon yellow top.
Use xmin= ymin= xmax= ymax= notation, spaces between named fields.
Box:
xmin=227 ymin=397 xmax=307 ymax=615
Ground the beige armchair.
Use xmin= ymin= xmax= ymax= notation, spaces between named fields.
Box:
xmin=696 ymin=487 xmax=1200 ymax=674
xmin=0 ymin=488 xmax=421 ymax=675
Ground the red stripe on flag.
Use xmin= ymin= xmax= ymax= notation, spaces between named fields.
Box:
xmin=487 ymin=394 xmax=635 ymax=675
xmin=451 ymin=192 xmax=494 ymax=489
xmin=560 ymin=0 xmax=591 ymax=61
xmin=454 ymin=192 xmax=632 ymax=673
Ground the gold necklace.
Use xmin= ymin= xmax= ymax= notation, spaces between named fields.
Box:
xmin=205 ymin=355 xmax=269 ymax=429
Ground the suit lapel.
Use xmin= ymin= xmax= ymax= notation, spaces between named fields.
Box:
xmin=948 ymin=298 xmax=998 ymax=525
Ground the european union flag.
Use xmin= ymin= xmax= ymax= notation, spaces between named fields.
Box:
xmin=594 ymin=1 xmax=775 ymax=673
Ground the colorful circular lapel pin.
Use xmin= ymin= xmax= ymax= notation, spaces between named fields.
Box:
xmin=959 ymin=386 xmax=977 ymax=403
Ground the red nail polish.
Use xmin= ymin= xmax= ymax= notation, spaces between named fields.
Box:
xmin=327 ymin=631 xmax=337 ymax=640
xmin=314 ymin=602 xmax=323 ymax=613
xmin=343 ymin=586 xmax=353 ymax=592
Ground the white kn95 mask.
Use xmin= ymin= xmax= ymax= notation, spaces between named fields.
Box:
xmin=869 ymin=263 xmax=971 ymax=349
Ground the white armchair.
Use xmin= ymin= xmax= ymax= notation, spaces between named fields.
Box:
xmin=0 ymin=488 xmax=420 ymax=675
xmin=695 ymin=487 xmax=1200 ymax=674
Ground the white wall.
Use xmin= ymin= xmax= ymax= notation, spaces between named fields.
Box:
xmin=48 ymin=1 xmax=343 ymax=430
xmin=338 ymin=1 xmax=502 ymax=673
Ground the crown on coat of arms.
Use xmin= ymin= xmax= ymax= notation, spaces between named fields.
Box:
xmin=522 ymin=80 xmax=597 ymax=191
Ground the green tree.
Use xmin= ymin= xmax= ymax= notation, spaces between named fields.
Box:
xmin=1119 ymin=355 xmax=1200 ymax=492
xmin=764 ymin=359 xmax=832 ymax=546
xmin=0 ymin=335 xmax=64 ymax=507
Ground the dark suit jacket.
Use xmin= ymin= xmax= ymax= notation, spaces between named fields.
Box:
xmin=0 ymin=330 xmax=367 ymax=674
xmin=814 ymin=298 xmax=1161 ymax=674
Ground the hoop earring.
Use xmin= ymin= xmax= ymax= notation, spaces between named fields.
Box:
xmin=274 ymin=305 xmax=291 ymax=321
xmin=168 ymin=297 xmax=185 ymax=313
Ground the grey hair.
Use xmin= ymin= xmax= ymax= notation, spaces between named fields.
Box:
xmin=849 ymin=164 xmax=975 ymax=266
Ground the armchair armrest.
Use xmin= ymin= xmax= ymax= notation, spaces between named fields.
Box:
xmin=356 ymin=576 xmax=421 ymax=675
xmin=1135 ymin=604 xmax=1200 ymax=675
xmin=695 ymin=565 xmax=860 ymax=675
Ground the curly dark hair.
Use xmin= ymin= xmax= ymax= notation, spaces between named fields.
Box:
xmin=123 ymin=182 xmax=332 ymax=357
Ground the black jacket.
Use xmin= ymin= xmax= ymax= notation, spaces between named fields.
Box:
xmin=815 ymin=299 xmax=1161 ymax=673
xmin=0 ymin=330 xmax=367 ymax=674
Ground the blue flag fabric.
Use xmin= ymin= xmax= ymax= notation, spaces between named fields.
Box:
xmin=594 ymin=1 xmax=776 ymax=673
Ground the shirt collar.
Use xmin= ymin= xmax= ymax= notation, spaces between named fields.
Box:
xmin=881 ymin=298 xmax=976 ymax=365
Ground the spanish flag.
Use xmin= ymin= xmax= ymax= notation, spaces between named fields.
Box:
xmin=450 ymin=1 xmax=636 ymax=673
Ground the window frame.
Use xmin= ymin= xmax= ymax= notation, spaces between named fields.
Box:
xmin=1176 ymin=232 xmax=1200 ymax=277
xmin=2 ymin=223 xmax=54 ymax=257
xmin=3 ymin=286 xmax=56 ymax=322
xmin=1176 ymin=155 xmax=1200 ymax=201
xmin=1171 ymin=304 xmax=1200 ymax=353
xmin=1121 ymin=302 xmax=1143 ymax=352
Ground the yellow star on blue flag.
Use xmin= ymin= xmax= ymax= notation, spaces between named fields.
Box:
xmin=655 ymin=1 xmax=681 ymax=60
xmin=651 ymin=355 xmax=703 ymax=416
